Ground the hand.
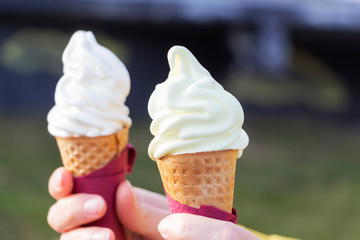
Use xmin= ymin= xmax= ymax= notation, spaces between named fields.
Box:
xmin=47 ymin=167 xmax=170 ymax=240
xmin=158 ymin=214 xmax=261 ymax=240
xmin=47 ymin=167 xmax=261 ymax=240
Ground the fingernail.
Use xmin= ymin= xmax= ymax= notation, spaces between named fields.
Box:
xmin=53 ymin=171 xmax=63 ymax=191
xmin=91 ymin=230 xmax=110 ymax=240
xmin=83 ymin=197 xmax=104 ymax=216
xmin=158 ymin=218 xmax=169 ymax=239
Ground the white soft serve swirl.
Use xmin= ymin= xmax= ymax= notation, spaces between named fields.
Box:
xmin=47 ymin=30 xmax=131 ymax=137
xmin=148 ymin=46 xmax=248 ymax=160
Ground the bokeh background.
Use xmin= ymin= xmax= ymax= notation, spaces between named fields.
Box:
xmin=1 ymin=1 xmax=360 ymax=239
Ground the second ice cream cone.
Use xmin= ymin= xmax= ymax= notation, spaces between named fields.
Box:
xmin=156 ymin=149 xmax=238 ymax=213
xmin=56 ymin=128 xmax=129 ymax=177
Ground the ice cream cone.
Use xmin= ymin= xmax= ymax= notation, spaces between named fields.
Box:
xmin=56 ymin=128 xmax=129 ymax=177
xmin=156 ymin=149 xmax=238 ymax=213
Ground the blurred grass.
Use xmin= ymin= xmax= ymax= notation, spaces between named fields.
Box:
xmin=0 ymin=114 xmax=359 ymax=240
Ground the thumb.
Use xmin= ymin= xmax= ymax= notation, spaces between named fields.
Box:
xmin=116 ymin=181 xmax=170 ymax=240
xmin=158 ymin=213 xmax=261 ymax=240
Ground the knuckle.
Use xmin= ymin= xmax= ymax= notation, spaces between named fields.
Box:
xmin=172 ymin=217 xmax=191 ymax=238
xmin=138 ymin=207 xmax=152 ymax=229
xmin=47 ymin=204 xmax=62 ymax=232
xmin=61 ymin=203 xmax=77 ymax=229
xmin=215 ymin=223 xmax=236 ymax=240
xmin=47 ymin=200 xmax=75 ymax=233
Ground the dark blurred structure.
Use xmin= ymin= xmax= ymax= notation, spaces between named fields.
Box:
xmin=0 ymin=0 xmax=360 ymax=118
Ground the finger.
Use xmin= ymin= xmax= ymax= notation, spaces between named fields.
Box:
xmin=59 ymin=227 xmax=115 ymax=240
xmin=48 ymin=167 xmax=73 ymax=200
xmin=116 ymin=181 xmax=170 ymax=240
xmin=133 ymin=186 xmax=169 ymax=209
xmin=48 ymin=194 xmax=106 ymax=233
xmin=158 ymin=213 xmax=262 ymax=240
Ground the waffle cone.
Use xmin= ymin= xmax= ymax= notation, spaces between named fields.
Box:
xmin=156 ymin=149 xmax=238 ymax=213
xmin=56 ymin=128 xmax=129 ymax=177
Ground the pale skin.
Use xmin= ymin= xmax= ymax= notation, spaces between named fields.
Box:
xmin=48 ymin=167 xmax=261 ymax=240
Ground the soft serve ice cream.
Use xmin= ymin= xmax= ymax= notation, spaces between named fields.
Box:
xmin=148 ymin=45 xmax=248 ymax=160
xmin=47 ymin=31 xmax=136 ymax=239
xmin=47 ymin=30 xmax=131 ymax=138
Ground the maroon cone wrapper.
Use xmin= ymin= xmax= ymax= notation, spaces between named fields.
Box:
xmin=72 ymin=144 xmax=136 ymax=240
xmin=165 ymin=190 xmax=238 ymax=224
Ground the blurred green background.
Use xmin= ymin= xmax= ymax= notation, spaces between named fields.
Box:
xmin=1 ymin=2 xmax=360 ymax=240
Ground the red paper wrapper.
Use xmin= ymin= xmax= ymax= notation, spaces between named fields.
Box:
xmin=165 ymin=190 xmax=238 ymax=224
xmin=72 ymin=144 xmax=136 ymax=240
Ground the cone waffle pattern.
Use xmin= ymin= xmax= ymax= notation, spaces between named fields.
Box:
xmin=156 ymin=149 xmax=237 ymax=213
xmin=56 ymin=128 xmax=129 ymax=177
